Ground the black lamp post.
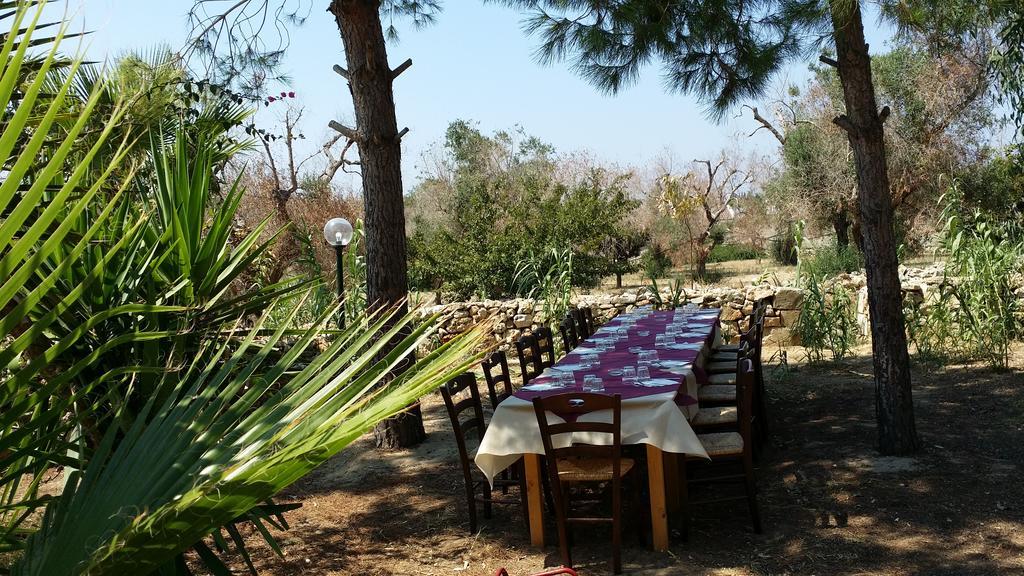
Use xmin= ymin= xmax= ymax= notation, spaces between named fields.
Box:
xmin=323 ymin=217 xmax=354 ymax=328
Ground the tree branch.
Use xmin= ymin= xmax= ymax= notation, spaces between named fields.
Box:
xmin=833 ymin=114 xmax=856 ymax=134
xmin=819 ymin=55 xmax=839 ymax=68
xmin=743 ymin=104 xmax=786 ymax=145
xmin=333 ymin=64 xmax=350 ymax=80
xmin=328 ymin=120 xmax=362 ymax=142
xmin=391 ymin=58 xmax=412 ymax=80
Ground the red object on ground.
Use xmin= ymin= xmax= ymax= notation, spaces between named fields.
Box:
xmin=493 ymin=565 xmax=577 ymax=569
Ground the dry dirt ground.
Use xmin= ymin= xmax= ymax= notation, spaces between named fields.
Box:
xmin=234 ymin=346 xmax=1024 ymax=576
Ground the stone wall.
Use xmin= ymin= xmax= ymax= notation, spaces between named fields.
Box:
xmin=419 ymin=284 xmax=807 ymax=352
xmin=418 ymin=264 xmax=1024 ymax=351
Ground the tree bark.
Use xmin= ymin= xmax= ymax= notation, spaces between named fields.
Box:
xmin=829 ymin=0 xmax=919 ymax=455
xmin=832 ymin=209 xmax=851 ymax=249
xmin=330 ymin=0 xmax=425 ymax=449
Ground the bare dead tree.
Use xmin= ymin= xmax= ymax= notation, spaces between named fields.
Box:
xmin=658 ymin=155 xmax=752 ymax=281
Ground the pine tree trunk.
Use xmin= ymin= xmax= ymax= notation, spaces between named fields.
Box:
xmin=829 ymin=0 xmax=919 ymax=455
xmin=330 ymin=0 xmax=425 ymax=449
xmin=615 ymin=272 xmax=623 ymax=288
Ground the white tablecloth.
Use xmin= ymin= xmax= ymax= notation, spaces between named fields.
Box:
xmin=474 ymin=320 xmax=721 ymax=486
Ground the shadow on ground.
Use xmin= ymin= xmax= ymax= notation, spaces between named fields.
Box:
xmin=228 ymin=350 xmax=1024 ymax=576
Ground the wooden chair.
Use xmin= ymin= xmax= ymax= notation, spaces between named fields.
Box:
xmin=534 ymin=325 xmax=557 ymax=366
xmin=581 ymin=307 xmax=596 ymax=338
xmin=531 ymin=393 xmax=636 ymax=574
xmin=570 ymin=308 xmax=591 ymax=340
xmin=515 ymin=334 xmax=542 ymax=385
xmin=679 ymin=359 xmax=762 ymax=537
xmin=698 ymin=339 xmax=750 ymax=406
xmin=708 ymin=306 xmax=770 ymax=437
xmin=712 ymin=298 xmax=767 ymax=356
xmin=440 ymin=373 xmax=528 ymax=533
xmin=706 ymin=321 xmax=758 ymax=379
xmin=559 ymin=316 xmax=579 ymax=352
xmin=693 ymin=341 xmax=751 ymax=431
xmin=482 ymin=350 xmax=516 ymax=411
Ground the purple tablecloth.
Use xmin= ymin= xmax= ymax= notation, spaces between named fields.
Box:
xmin=514 ymin=308 xmax=720 ymax=407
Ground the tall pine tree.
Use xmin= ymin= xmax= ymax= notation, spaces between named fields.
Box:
xmin=490 ymin=0 xmax=925 ymax=452
xmin=189 ymin=0 xmax=443 ymax=449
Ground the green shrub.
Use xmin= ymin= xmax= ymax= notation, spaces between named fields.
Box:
xmin=646 ymin=276 xmax=686 ymax=310
xmin=796 ymin=275 xmax=859 ymax=362
xmin=904 ymin=186 xmax=1023 ymax=369
xmin=904 ymin=287 xmax=974 ymax=364
xmin=513 ymin=247 xmax=575 ymax=325
xmin=641 ymin=243 xmax=673 ymax=280
xmin=802 ymin=243 xmax=863 ymax=280
xmin=707 ymin=243 xmax=765 ymax=263
xmin=771 ymin=223 xmax=799 ymax=265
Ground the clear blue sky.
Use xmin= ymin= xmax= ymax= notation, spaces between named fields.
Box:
xmin=70 ymin=1 xmax=898 ymax=192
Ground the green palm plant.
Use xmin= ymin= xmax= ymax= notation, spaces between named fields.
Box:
xmin=14 ymin=303 xmax=485 ymax=575
xmin=3 ymin=3 xmax=487 ymax=573
xmin=1 ymin=0 xmax=139 ymax=554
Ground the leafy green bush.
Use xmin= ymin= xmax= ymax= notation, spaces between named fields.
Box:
xmin=646 ymin=276 xmax=687 ymax=310
xmin=771 ymin=223 xmax=800 ymax=265
xmin=802 ymin=243 xmax=863 ymax=280
xmin=906 ymin=191 xmax=1023 ymax=368
xmin=0 ymin=9 xmax=485 ymax=572
xmin=796 ymin=275 xmax=859 ymax=362
xmin=904 ymin=287 xmax=974 ymax=364
xmin=406 ymin=122 xmax=642 ymax=298
xmin=707 ymin=243 xmax=765 ymax=263
xmin=641 ymin=242 xmax=673 ymax=279
xmin=513 ymin=247 xmax=575 ymax=326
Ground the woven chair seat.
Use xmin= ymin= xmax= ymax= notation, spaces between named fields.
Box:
xmin=556 ymin=456 xmax=635 ymax=482
xmin=706 ymin=361 xmax=735 ymax=374
xmin=691 ymin=405 xmax=738 ymax=426
xmin=697 ymin=432 xmax=744 ymax=457
xmin=699 ymin=384 xmax=736 ymax=402
xmin=708 ymin=372 xmax=737 ymax=385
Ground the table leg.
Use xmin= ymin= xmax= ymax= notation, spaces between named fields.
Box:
xmin=646 ymin=445 xmax=669 ymax=551
xmin=523 ymin=453 xmax=545 ymax=547
xmin=665 ymin=451 xmax=680 ymax=514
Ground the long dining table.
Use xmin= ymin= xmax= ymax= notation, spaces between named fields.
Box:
xmin=474 ymin=305 xmax=723 ymax=551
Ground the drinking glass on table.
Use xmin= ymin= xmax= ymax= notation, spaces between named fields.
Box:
xmin=637 ymin=365 xmax=651 ymax=381
xmin=559 ymin=371 xmax=575 ymax=388
xmin=583 ymin=374 xmax=604 ymax=392
xmin=622 ymin=365 xmax=636 ymax=384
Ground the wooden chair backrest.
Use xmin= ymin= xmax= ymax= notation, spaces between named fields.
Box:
xmin=531 ymin=392 xmax=622 ymax=465
xmin=439 ymin=373 xmax=487 ymax=480
xmin=558 ymin=317 xmax=579 ymax=352
xmin=581 ymin=307 xmax=596 ymax=338
xmin=515 ymin=334 xmax=541 ymax=385
xmin=482 ymin=350 xmax=515 ymax=410
xmin=736 ymin=357 xmax=756 ymax=457
xmin=570 ymin=308 xmax=590 ymax=339
xmin=533 ymin=326 xmax=557 ymax=368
